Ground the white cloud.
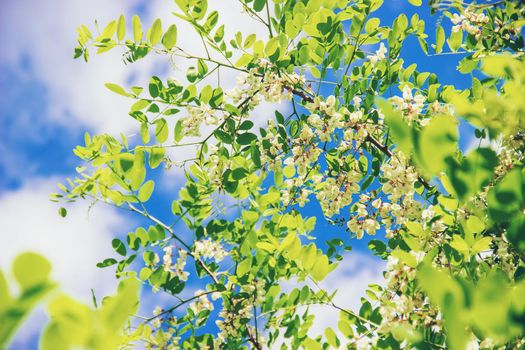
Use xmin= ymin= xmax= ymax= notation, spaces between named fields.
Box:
xmin=1 ymin=0 xmax=290 ymax=188
xmin=0 ymin=177 xmax=136 ymax=347
xmin=307 ymin=251 xmax=385 ymax=336
xmin=0 ymin=177 xmax=133 ymax=299
xmin=0 ymin=0 xmax=277 ymax=136
xmin=0 ymin=0 xmax=164 ymax=134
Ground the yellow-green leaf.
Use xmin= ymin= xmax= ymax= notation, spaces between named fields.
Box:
xmin=138 ymin=180 xmax=155 ymax=202
xmin=237 ymin=258 xmax=251 ymax=277
xmin=132 ymin=15 xmax=143 ymax=42
xmin=13 ymin=252 xmax=52 ymax=290
xmin=104 ymin=83 xmax=132 ymax=97
xmin=117 ymin=15 xmax=126 ymax=41
xmin=148 ymin=18 xmax=162 ymax=46
xmin=161 ymin=24 xmax=178 ymax=49
xmin=154 ymin=118 xmax=168 ymax=143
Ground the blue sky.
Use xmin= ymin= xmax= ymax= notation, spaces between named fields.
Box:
xmin=0 ymin=0 xmax=475 ymax=348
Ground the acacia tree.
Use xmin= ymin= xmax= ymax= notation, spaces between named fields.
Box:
xmin=51 ymin=0 xmax=524 ymax=348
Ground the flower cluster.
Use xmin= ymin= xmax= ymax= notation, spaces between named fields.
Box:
xmin=451 ymin=8 xmax=489 ymax=39
xmin=305 ymin=95 xmax=345 ymax=142
xmin=144 ymin=307 xmax=181 ymax=350
xmin=162 ymin=246 xmax=189 ymax=281
xmin=316 ymin=171 xmax=360 ymax=218
xmin=181 ymin=104 xmax=220 ymax=138
xmin=259 ymin=119 xmax=287 ymax=172
xmin=204 ymin=144 xmax=232 ymax=187
xmin=273 ymin=94 xmax=382 ymax=218
xmin=376 ymin=253 xmax=444 ymax=337
xmin=381 ymin=152 xmax=419 ymax=202
xmin=346 ymin=195 xmax=382 ymax=239
xmin=242 ymin=279 xmax=266 ymax=305
xmin=390 ymin=85 xmax=426 ymax=124
xmin=189 ymin=290 xmax=214 ymax=315
xmin=214 ymin=280 xmax=266 ymax=345
xmin=216 ymin=299 xmax=253 ymax=343
xmin=226 ymin=60 xmax=304 ymax=110
xmin=193 ymin=239 xmax=227 ymax=262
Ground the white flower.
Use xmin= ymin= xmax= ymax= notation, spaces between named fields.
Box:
xmin=422 ymin=206 xmax=435 ymax=222
xmin=368 ymin=42 xmax=388 ymax=65
xmin=189 ymin=290 xmax=214 ymax=315
xmin=349 ymin=110 xmax=363 ymax=125
xmin=153 ymin=306 xmax=163 ymax=316
xmin=193 ymin=239 xmax=227 ymax=262
xmin=162 ymin=246 xmax=189 ymax=281
xmin=162 ymin=246 xmax=174 ymax=272
xmin=307 ymin=113 xmax=323 ymax=129
xmin=364 ymin=218 xmax=380 ymax=235
xmin=353 ymin=96 xmax=362 ymax=108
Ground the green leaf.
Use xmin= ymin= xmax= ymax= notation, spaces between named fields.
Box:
xmin=99 ymin=20 xmax=117 ymax=40
xmin=148 ymin=147 xmax=165 ymax=169
xmin=162 ymin=24 xmax=178 ymax=49
xmin=447 ymin=29 xmax=462 ymax=52
xmin=408 ymin=0 xmax=422 ymax=5
xmin=148 ymin=19 xmax=162 ymax=45
xmin=302 ymin=338 xmax=322 ymax=350
xmin=132 ymin=15 xmax=143 ymax=42
xmin=130 ymin=149 xmax=146 ymax=190
xmin=265 ymin=37 xmax=279 ymax=57
xmin=140 ymin=122 xmax=150 ymax=144
xmin=58 ymin=207 xmax=67 ymax=218
xmin=253 ymin=0 xmax=266 ymax=12
xmin=104 ymin=83 xmax=132 ymax=97
xmin=283 ymin=165 xmax=295 ymax=178
xmin=450 ymin=235 xmax=470 ymax=256
xmin=447 ymin=148 xmax=498 ymax=202
xmin=237 ymin=259 xmax=251 ymax=277
xmin=472 ymin=237 xmax=492 ymax=253
xmin=507 ymin=215 xmax=525 ymax=252
xmin=236 ymin=133 xmax=257 ymax=145
xmin=325 ymin=328 xmax=340 ymax=348
xmin=417 ymin=265 xmax=467 ymax=349
xmin=13 ymin=253 xmax=52 ymax=290
xmin=0 ymin=270 xmax=10 ymax=308
xmin=392 ymin=249 xmax=417 ymax=268
xmin=112 ymin=238 xmax=127 ymax=256
xmin=487 ymin=168 xmax=524 ymax=222
xmin=365 ymin=18 xmax=380 ymax=33
xmin=138 ymin=180 xmax=155 ymax=202
xmin=435 ymin=26 xmax=445 ymax=54
xmin=239 ymin=120 xmax=254 ymax=131
xmin=458 ymin=56 xmax=479 ymax=74
xmin=214 ymin=129 xmax=232 ymax=144
xmin=311 ymin=254 xmax=330 ymax=281
xmin=40 ymin=323 xmax=69 ymax=350
xmin=96 ymin=258 xmax=118 ymax=268
xmin=416 ymin=114 xmax=458 ymax=176
xmin=235 ymin=53 xmax=253 ymax=68
xmin=117 ymin=15 xmax=126 ymax=41
xmin=465 ymin=216 xmax=485 ymax=235
xmin=154 ymin=118 xmax=168 ymax=143
xmin=379 ymin=98 xmax=415 ymax=155
xmin=368 ymin=240 xmax=387 ymax=256
xmin=99 ymin=278 xmax=140 ymax=328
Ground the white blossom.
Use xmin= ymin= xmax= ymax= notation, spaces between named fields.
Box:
xmin=368 ymin=42 xmax=388 ymax=65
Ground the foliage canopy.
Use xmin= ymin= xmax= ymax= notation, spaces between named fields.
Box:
xmin=7 ymin=0 xmax=525 ymax=349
